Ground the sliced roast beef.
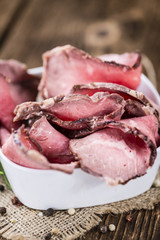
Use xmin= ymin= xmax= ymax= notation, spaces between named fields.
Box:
xmin=0 ymin=59 xmax=37 ymax=83
xmin=71 ymin=82 xmax=151 ymax=105
xmin=9 ymin=79 xmax=39 ymax=105
xmin=0 ymin=59 xmax=29 ymax=83
xmin=2 ymin=126 xmax=50 ymax=169
xmin=14 ymin=84 xmax=159 ymax=139
xmin=71 ymin=82 xmax=159 ymax=121
xmin=70 ymin=115 xmax=157 ymax=184
xmin=38 ymin=45 xmax=141 ymax=98
xmin=120 ymin=115 xmax=158 ymax=148
xmin=0 ymin=74 xmax=18 ymax=130
xmin=71 ymin=114 xmax=158 ymax=145
xmin=123 ymin=99 xmax=149 ymax=118
xmin=0 ymin=127 xmax=11 ymax=146
xmin=47 ymin=109 xmax=124 ymax=131
xmin=2 ymin=126 xmax=78 ymax=173
xmin=45 ymin=161 xmax=79 ymax=173
xmin=29 ymin=116 xmax=75 ymax=164
xmin=99 ymin=52 xmax=141 ymax=66
xmin=0 ymin=59 xmax=39 ymax=105
xmin=14 ymin=92 xmax=125 ymax=122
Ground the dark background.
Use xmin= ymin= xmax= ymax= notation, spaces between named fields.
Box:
xmin=0 ymin=0 xmax=160 ymax=89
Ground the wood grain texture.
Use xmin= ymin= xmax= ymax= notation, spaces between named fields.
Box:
xmin=0 ymin=0 xmax=29 ymax=49
xmin=0 ymin=0 xmax=21 ymax=37
xmin=78 ymin=203 xmax=160 ymax=240
xmin=0 ymin=0 xmax=160 ymax=93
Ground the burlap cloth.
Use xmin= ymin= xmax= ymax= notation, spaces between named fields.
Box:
xmin=0 ymin=169 xmax=160 ymax=240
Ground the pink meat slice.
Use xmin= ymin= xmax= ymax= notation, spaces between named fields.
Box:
xmin=29 ymin=116 xmax=75 ymax=164
xmin=14 ymin=92 xmax=125 ymax=122
xmin=2 ymin=126 xmax=50 ymax=169
xmin=120 ymin=115 xmax=158 ymax=147
xmin=38 ymin=45 xmax=141 ymax=98
xmin=70 ymin=113 xmax=159 ymax=143
xmin=71 ymin=82 xmax=151 ymax=105
xmin=70 ymin=128 xmax=151 ymax=185
xmin=0 ymin=127 xmax=11 ymax=146
xmin=0 ymin=59 xmax=39 ymax=105
xmin=99 ymin=53 xmax=140 ymax=66
xmin=0 ymin=59 xmax=28 ymax=83
xmin=70 ymin=115 xmax=157 ymax=184
xmin=0 ymin=59 xmax=36 ymax=83
xmin=0 ymin=74 xmax=17 ymax=130
xmin=47 ymin=109 xmax=123 ymax=131
xmin=124 ymin=99 xmax=149 ymax=118
xmin=9 ymin=79 xmax=39 ymax=105
xmin=49 ymin=93 xmax=124 ymax=121
xmin=2 ymin=126 xmax=78 ymax=173
xmin=71 ymin=82 xmax=159 ymax=121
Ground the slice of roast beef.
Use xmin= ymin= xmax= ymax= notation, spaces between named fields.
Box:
xmin=38 ymin=45 xmax=141 ymax=98
xmin=2 ymin=126 xmax=50 ymax=169
xmin=71 ymin=82 xmax=151 ymax=105
xmin=47 ymin=108 xmax=124 ymax=131
xmin=70 ymin=115 xmax=157 ymax=184
xmin=71 ymin=82 xmax=159 ymax=121
xmin=14 ymin=92 xmax=125 ymax=122
xmin=99 ymin=52 xmax=141 ymax=66
xmin=9 ymin=79 xmax=39 ymax=105
xmin=71 ymin=114 xmax=158 ymax=146
xmin=123 ymin=99 xmax=149 ymax=118
xmin=0 ymin=59 xmax=37 ymax=83
xmin=2 ymin=125 xmax=78 ymax=173
xmin=45 ymin=161 xmax=79 ymax=173
xmin=0 ymin=74 xmax=18 ymax=130
xmin=0 ymin=127 xmax=11 ymax=146
xmin=149 ymin=99 xmax=160 ymax=145
xmin=0 ymin=59 xmax=39 ymax=105
xmin=29 ymin=116 xmax=75 ymax=164
xmin=0 ymin=59 xmax=28 ymax=83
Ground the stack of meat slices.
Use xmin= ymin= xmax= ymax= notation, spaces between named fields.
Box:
xmin=1 ymin=45 xmax=160 ymax=185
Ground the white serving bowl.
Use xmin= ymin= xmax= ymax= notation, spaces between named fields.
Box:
xmin=0 ymin=71 xmax=160 ymax=210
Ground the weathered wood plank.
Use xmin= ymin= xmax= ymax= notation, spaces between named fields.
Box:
xmin=79 ymin=210 xmax=150 ymax=240
xmin=111 ymin=214 xmax=128 ymax=240
xmin=146 ymin=205 xmax=159 ymax=240
xmin=79 ymin=208 xmax=159 ymax=240
xmin=0 ymin=0 xmax=29 ymax=48
xmin=121 ymin=211 xmax=138 ymax=240
xmin=151 ymin=203 xmax=160 ymax=240
xmin=0 ymin=0 xmax=21 ymax=37
xmin=139 ymin=210 xmax=152 ymax=240
xmin=0 ymin=0 xmax=160 ymax=93
xmin=100 ymin=213 xmax=120 ymax=240
xmin=0 ymin=0 xmax=88 ymax=67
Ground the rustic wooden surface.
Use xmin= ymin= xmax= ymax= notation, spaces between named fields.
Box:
xmin=0 ymin=0 xmax=160 ymax=239
xmin=79 ymin=203 xmax=160 ymax=240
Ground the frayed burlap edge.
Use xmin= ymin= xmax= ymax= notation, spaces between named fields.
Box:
xmin=0 ymin=169 xmax=160 ymax=240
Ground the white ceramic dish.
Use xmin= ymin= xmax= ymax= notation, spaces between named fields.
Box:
xmin=0 ymin=71 xmax=160 ymax=210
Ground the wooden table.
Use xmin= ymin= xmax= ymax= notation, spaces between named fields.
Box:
xmin=0 ymin=0 xmax=160 ymax=239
